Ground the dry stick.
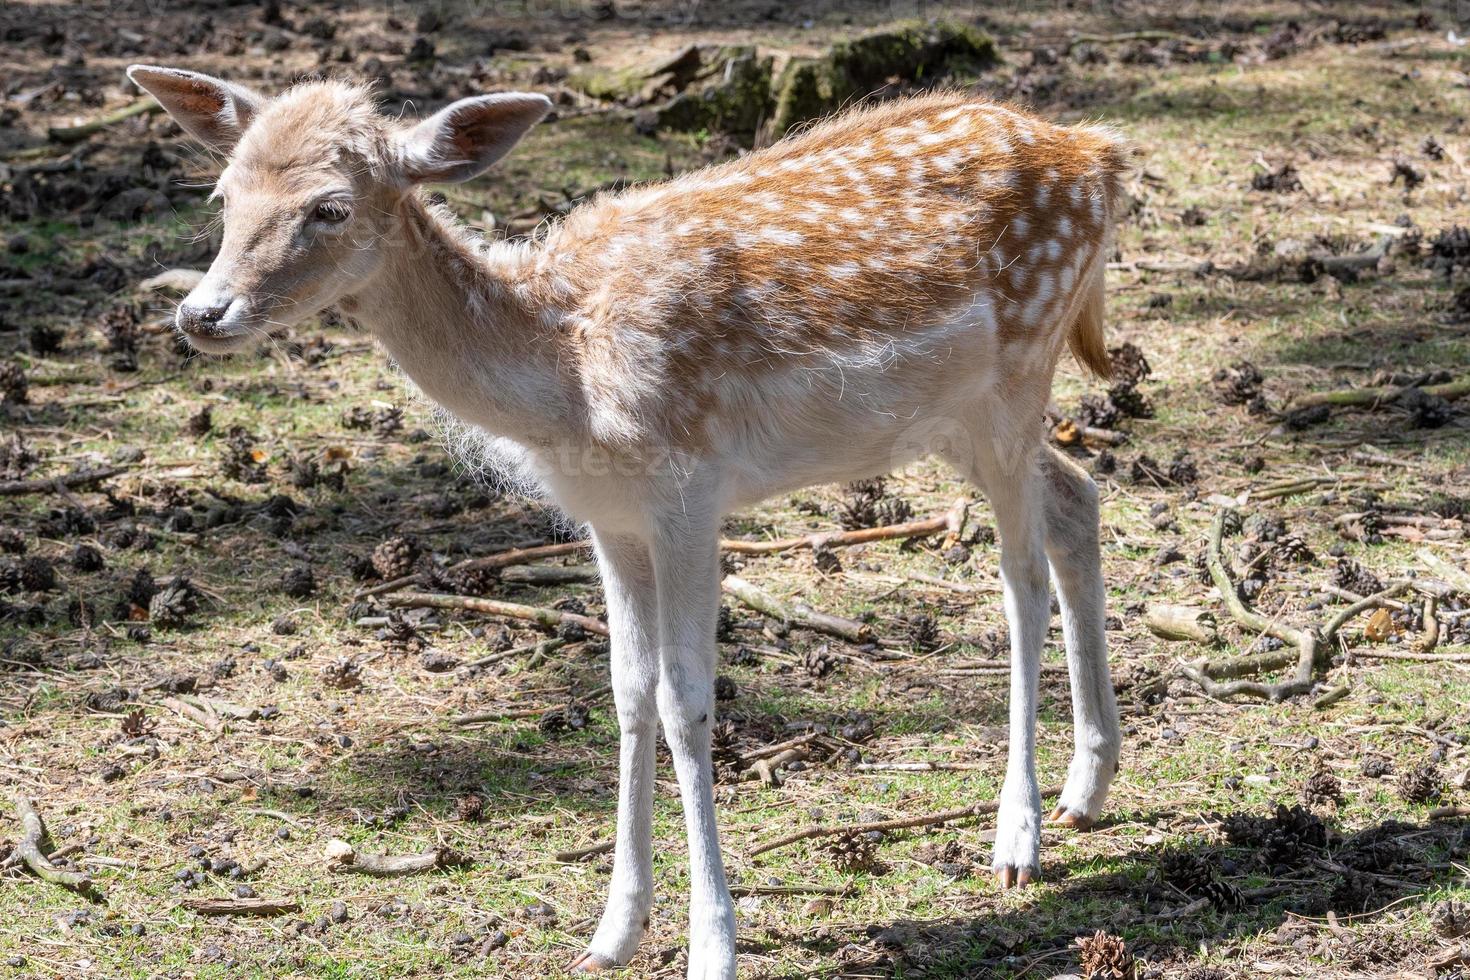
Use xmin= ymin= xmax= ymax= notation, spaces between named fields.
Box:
xmin=1320 ymin=581 xmax=1413 ymax=639
xmin=1180 ymin=510 xmax=1320 ymax=702
xmin=12 ymin=796 xmax=98 ymax=898
xmin=738 ymin=732 xmax=823 ymax=763
xmin=384 ymin=592 xmax=608 ymax=637
xmin=48 ymin=98 xmax=161 ymax=143
xmin=500 ymin=564 xmax=598 ymax=585
xmin=555 ymin=840 xmax=615 ymax=863
xmin=1143 ymin=604 xmax=1219 ymax=644
xmin=722 ymin=575 xmax=871 ymax=644
xmin=452 ymin=684 xmax=612 ymax=725
xmin=854 ymin=761 xmax=991 ymax=772
xmin=182 ymin=897 xmax=301 ymax=917
xmin=721 ymin=497 xmax=968 ymax=555
xmin=749 ymin=784 xmax=1065 ymax=858
xmin=0 ymin=466 xmax=126 ymax=497
xmin=1418 ymin=549 xmax=1470 ymax=595
xmin=1417 ymin=595 xmax=1440 ymax=653
xmin=1290 ymin=377 xmax=1470 ymax=410
xmin=324 ymin=840 xmax=468 ymax=877
xmin=459 ymin=637 xmax=568 ymax=671
xmin=358 ymin=539 xmax=591 ymax=598
xmin=359 ymin=501 xmax=969 ymax=598
xmin=1352 ymin=647 xmax=1470 ymax=664
xmin=729 ymin=883 xmax=850 ymax=897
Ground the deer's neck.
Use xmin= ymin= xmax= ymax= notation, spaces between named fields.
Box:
xmin=344 ymin=196 xmax=574 ymax=445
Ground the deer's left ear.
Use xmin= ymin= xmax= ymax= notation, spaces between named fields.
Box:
xmin=396 ymin=93 xmax=552 ymax=184
xmin=126 ymin=65 xmax=264 ymax=154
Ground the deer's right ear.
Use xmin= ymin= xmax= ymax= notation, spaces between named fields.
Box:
xmin=126 ymin=65 xmax=264 ymax=154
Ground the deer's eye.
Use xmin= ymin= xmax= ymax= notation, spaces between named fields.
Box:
xmin=313 ymin=199 xmax=351 ymax=224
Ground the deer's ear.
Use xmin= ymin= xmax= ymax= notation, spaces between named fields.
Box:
xmin=126 ymin=65 xmax=263 ymax=154
xmin=396 ymin=93 xmax=552 ymax=184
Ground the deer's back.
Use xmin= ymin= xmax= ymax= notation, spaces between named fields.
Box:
xmin=534 ymin=92 xmax=1128 ymax=449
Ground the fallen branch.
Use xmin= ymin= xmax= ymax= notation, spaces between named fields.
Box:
xmin=722 ymin=575 xmax=872 ymax=643
xmin=459 ymin=637 xmax=568 ymax=671
xmin=1290 ymin=378 xmax=1470 ymax=410
xmin=1180 ymin=510 xmax=1320 ymax=701
xmin=0 ymin=466 xmax=126 ymax=497
xmin=182 ymin=896 xmax=301 ymax=917
xmin=1066 ymin=29 xmax=1194 ymax=51
xmin=729 ymin=882 xmax=851 ymax=897
xmin=1143 ymin=604 xmax=1219 ymax=644
xmin=748 ymin=784 xmax=1064 ymax=858
xmin=452 ymin=684 xmax=611 ymax=725
xmin=1418 ymin=549 xmax=1470 ymax=595
xmin=1351 ymin=647 xmax=1470 ymax=664
xmin=48 ymin=98 xmax=162 ymax=143
xmin=853 ymin=761 xmax=991 ymax=772
xmin=323 ymin=839 xmax=468 ymax=876
xmin=383 ymin=592 xmax=608 ymax=637
xmin=12 ymin=796 xmax=99 ymax=899
xmin=743 ymin=747 xmax=808 ymax=786
xmin=555 ymin=840 xmax=614 ymax=863
xmin=500 ymin=564 xmax=598 ymax=585
xmin=721 ymin=498 xmax=968 ymax=555
xmin=358 ymin=539 xmax=591 ymax=598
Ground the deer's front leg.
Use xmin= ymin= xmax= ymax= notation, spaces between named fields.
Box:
xmin=571 ymin=532 xmax=659 ymax=973
xmin=989 ymin=468 xmax=1051 ymax=888
xmin=650 ymin=513 xmax=737 ymax=980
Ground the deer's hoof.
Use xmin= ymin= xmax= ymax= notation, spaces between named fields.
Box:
xmin=1048 ymin=806 xmax=1095 ymax=831
xmin=993 ymin=865 xmax=1038 ymax=889
xmin=569 ymin=952 xmax=616 ymax=973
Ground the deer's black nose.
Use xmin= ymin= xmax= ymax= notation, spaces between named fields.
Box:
xmin=177 ymin=303 xmax=229 ymax=335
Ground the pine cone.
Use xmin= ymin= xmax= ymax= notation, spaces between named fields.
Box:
xmin=1158 ymin=847 xmax=1212 ymax=894
xmin=321 ymin=657 xmax=362 ymax=689
xmin=445 ymin=564 xmax=495 ymax=597
xmin=1077 ymin=393 xmax=1122 ymax=429
xmin=1199 ymin=878 xmax=1244 ymax=912
xmin=1360 ymin=755 xmax=1393 ymax=778
xmin=1270 ymin=533 xmax=1314 ymax=566
xmin=17 ymin=556 xmax=56 ymax=592
xmin=0 ymin=361 xmax=28 ymax=405
xmin=348 ymin=554 xmax=379 ymax=581
xmin=900 ymin=614 xmax=941 ymax=652
xmin=1107 ymin=342 xmax=1152 ymax=390
xmin=281 ymin=565 xmax=315 ymax=599
xmin=804 ymin=645 xmax=839 ymax=677
xmin=1397 ymin=761 xmax=1444 ymax=804
xmin=219 ymin=426 xmax=268 ymax=483
xmin=378 ymin=609 xmax=423 ymax=653
xmin=1433 ymin=899 xmax=1470 ymax=939
xmin=1211 ymin=360 xmax=1264 ymax=406
xmin=371 ymin=535 xmax=421 ymax=580
xmin=185 ymin=406 xmax=213 ymax=439
xmin=1330 ymin=559 xmax=1382 ymax=597
xmin=341 ymin=406 xmax=375 ymax=430
xmin=1243 ymin=513 xmax=1287 ymax=542
xmin=712 ymin=719 xmax=742 ymax=783
xmin=71 ymin=544 xmax=104 ymax=573
xmin=1076 ymin=930 xmax=1134 ymax=980
xmin=119 ymin=708 xmax=156 ymax=738
xmin=824 ymin=830 xmax=881 ymax=873
xmin=148 ymin=578 xmax=199 ymax=628
xmin=539 ymin=700 xmax=590 ymax=736
xmin=456 ymin=793 xmax=484 ymax=823
xmin=1302 ymin=766 xmax=1343 ymax=809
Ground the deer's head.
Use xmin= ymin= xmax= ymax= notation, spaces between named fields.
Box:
xmin=127 ymin=66 xmax=550 ymax=353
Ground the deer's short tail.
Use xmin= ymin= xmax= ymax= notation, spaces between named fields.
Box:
xmin=1064 ymin=124 xmax=1134 ymax=382
xmin=1067 ymin=258 xmax=1111 ymax=380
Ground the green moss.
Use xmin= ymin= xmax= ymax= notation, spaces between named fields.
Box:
xmin=564 ymin=65 xmax=645 ymax=102
xmin=655 ymin=46 xmax=774 ymax=144
xmin=770 ymin=20 xmax=1001 ymax=136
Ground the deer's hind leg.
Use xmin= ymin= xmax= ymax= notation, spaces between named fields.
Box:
xmin=1041 ymin=446 xmax=1121 ymax=829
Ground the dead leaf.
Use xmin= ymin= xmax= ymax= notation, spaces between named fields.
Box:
xmin=1364 ymin=607 xmax=1396 ymax=642
xmin=1052 ymin=418 xmax=1080 ymax=446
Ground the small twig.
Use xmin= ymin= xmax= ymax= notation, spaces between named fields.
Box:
xmin=743 ymin=747 xmax=807 ymax=786
xmin=738 ymin=732 xmax=822 ymax=763
xmin=384 ymin=592 xmax=608 ymax=637
xmin=452 ymin=685 xmax=612 ymax=725
xmin=181 ymin=896 xmax=301 ymax=917
xmin=729 ymin=883 xmax=851 ymax=897
xmin=0 ymin=466 xmax=126 ymax=497
xmin=358 ymin=539 xmax=592 ymax=598
xmin=1321 ymin=582 xmax=1414 ymax=642
xmin=555 ymin=840 xmax=615 ymax=863
xmin=1418 ymin=596 xmax=1440 ymax=653
xmin=722 ymin=575 xmax=872 ymax=643
xmin=11 ymin=796 xmax=99 ymax=899
xmin=853 ymin=761 xmax=992 ymax=772
xmin=721 ymin=498 xmax=968 ymax=555
xmin=1419 ymin=549 xmax=1470 ymax=595
xmin=459 ymin=637 xmax=568 ymax=671
xmin=48 ymin=97 xmax=162 ymax=143
xmin=244 ymin=808 xmax=309 ymax=830
xmin=323 ymin=839 xmax=469 ymax=877
xmin=1290 ymin=377 xmax=1470 ymax=410
xmin=748 ymin=784 xmax=1064 ymax=858
xmin=1351 ymin=647 xmax=1470 ymax=664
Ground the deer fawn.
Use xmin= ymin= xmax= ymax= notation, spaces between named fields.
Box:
xmin=128 ymin=63 xmax=1126 ymax=979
